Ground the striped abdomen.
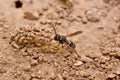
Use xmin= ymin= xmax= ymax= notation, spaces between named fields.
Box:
xmin=66 ymin=40 xmax=75 ymax=49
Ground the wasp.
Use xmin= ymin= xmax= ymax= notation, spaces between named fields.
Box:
xmin=50 ymin=25 xmax=82 ymax=56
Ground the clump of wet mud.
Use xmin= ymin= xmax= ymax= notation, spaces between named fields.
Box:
xmin=9 ymin=26 xmax=59 ymax=53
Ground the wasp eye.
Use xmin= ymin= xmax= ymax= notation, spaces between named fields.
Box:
xmin=54 ymin=34 xmax=60 ymax=41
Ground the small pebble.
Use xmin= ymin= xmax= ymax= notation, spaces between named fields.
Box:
xmin=24 ymin=12 xmax=39 ymax=20
xmin=113 ymin=65 xmax=120 ymax=75
xmin=74 ymin=61 xmax=83 ymax=67
xmin=31 ymin=73 xmax=37 ymax=78
xmin=107 ymin=73 xmax=116 ymax=79
xmin=31 ymin=60 xmax=38 ymax=66
xmin=113 ymin=16 xmax=120 ymax=22
xmin=79 ymin=70 xmax=88 ymax=77
xmin=86 ymin=8 xmax=100 ymax=22
xmin=0 ymin=68 xmax=7 ymax=73
xmin=58 ymin=74 xmax=64 ymax=80
xmin=24 ymin=65 xmax=31 ymax=72
xmin=42 ymin=6 xmax=48 ymax=11
xmin=80 ymin=55 xmax=93 ymax=63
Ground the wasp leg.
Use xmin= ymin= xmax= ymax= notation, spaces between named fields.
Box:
xmin=55 ymin=44 xmax=65 ymax=55
xmin=49 ymin=39 xmax=54 ymax=42
xmin=56 ymin=47 xmax=64 ymax=55
xmin=64 ymin=43 xmax=81 ymax=58
xmin=61 ymin=44 xmax=65 ymax=48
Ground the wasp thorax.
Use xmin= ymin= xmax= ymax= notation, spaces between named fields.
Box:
xmin=54 ymin=34 xmax=67 ymax=44
xmin=59 ymin=35 xmax=67 ymax=44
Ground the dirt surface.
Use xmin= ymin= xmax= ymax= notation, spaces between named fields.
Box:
xmin=0 ymin=0 xmax=120 ymax=80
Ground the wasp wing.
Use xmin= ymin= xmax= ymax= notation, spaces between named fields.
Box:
xmin=65 ymin=31 xmax=83 ymax=37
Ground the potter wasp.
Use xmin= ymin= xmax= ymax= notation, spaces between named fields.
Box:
xmin=50 ymin=25 xmax=82 ymax=57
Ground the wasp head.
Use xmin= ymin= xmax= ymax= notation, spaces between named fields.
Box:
xmin=54 ymin=34 xmax=61 ymax=41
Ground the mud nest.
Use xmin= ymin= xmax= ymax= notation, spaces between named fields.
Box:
xmin=9 ymin=26 xmax=60 ymax=53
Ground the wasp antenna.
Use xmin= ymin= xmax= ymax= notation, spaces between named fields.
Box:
xmin=51 ymin=25 xmax=57 ymax=35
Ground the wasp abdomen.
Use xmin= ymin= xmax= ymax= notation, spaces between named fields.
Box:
xmin=67 ymin=40 xmax=75 ymax=48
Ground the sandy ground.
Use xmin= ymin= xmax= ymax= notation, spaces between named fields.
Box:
xmin=0 ymin=0 xmax=120 ymax=80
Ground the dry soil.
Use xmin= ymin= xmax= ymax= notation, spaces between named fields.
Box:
xmin=0 ymin=0 xmax=120 ymax=80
